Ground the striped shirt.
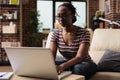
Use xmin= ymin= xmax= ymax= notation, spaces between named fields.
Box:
xmin=51 ymin=27 xmax=92 ymax=61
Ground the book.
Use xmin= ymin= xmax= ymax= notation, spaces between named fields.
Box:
xmin=0 ymin=72 xmax=13 ymax=80
xmin=9 ymin=0 xmax=19 ymax=5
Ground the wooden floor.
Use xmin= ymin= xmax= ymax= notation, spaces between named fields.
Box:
xmin=0 ymin=66 xmax=12 ymax=72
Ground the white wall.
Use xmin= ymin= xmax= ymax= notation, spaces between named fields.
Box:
xmin=99 ymin=0 xmax=105 ymax=11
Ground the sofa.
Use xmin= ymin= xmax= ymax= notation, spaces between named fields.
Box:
xmin=45 ymin=29 xmax=120 ymax=80
xmin=89 ymin=29 xmax=120 ymax=80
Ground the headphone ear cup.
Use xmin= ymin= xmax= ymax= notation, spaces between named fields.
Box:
xmin=72 ymin=16 xmax=77 ymax=23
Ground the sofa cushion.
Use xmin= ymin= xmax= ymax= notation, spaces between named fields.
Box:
xmin=89 ymin=51 xmax=105 ymax=64
xmin=97 ymin=49 xmax=120 ymax=72
xmin=90 ymin=29 xmax=120 ymax=52
xmin=90 ymin=72 xmax=120 ymax=80
xmin=45 ymin=32 xmax=53 ymax=48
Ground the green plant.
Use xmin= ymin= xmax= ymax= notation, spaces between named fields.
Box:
xmin=90 ymin=11 xmax=104 ymax=31
xmin=28 ymin=10 xmax=43 ymax=33
xmin=28 ymin=33 xmax=47 ymax=47
xmin=24 ymin=10 xmax=46 ymax=47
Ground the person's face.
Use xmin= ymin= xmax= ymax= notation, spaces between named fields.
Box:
xmin=56 ymin=6 xmax=73 ymax=27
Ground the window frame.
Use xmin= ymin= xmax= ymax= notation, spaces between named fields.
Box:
xmin=37 ymin=0 xmax=87 ymax=29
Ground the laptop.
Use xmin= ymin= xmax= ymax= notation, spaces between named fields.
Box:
xmin=4 ymin=47 xmax=72 ymax=80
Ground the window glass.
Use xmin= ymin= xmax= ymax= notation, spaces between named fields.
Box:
xmin=37 ymin=1 xmax=53 ymax=32
xmin=37 ymin=0 xmax=86 ymax=32
xmin=72 ymin=1 xmax=86 ymax=28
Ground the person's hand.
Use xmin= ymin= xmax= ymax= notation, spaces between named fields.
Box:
xmin=57 ymin=64 xmax=65 ymax=74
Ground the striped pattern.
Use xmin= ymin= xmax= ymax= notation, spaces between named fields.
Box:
xmin=51 ymin=27 xmax=91 ymax=60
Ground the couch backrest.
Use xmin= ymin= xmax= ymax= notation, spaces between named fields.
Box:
xmin=87 ymin=28 xmax=94 ymax=43
xmin=45 ymin=32 xmax=53 ymax=48
xmin=90 ymin=29 xmax=120 ymax=52
xmin=89 ymin=29 xmax=120 ymax=64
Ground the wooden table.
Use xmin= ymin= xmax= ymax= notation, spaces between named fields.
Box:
xmin=0 ymin=66 xmax=12 ymax=72
xmin=0 ymin=66 xmax=85 ymax=80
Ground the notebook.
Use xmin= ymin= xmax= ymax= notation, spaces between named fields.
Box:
xmin=0 ymin=72 xmax=13 ymax=80
xmin=4 ymin=47 xmax=72 ymax=80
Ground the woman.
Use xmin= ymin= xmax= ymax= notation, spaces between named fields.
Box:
xmin=50 ymin=2 xmax=97 ymax=80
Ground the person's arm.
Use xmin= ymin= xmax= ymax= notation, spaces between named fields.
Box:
xmin=50 ymin=41 xmax=57 ymax=60
xmin=57 ymin=42 xmax=90 ymax=73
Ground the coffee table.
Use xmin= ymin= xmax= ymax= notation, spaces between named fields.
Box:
xmin=0 ymin=66 xmax=85 ymax=80
xmin=10 ymin=74 xmax=85 ymax=80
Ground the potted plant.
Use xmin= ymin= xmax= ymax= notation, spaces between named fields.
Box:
xmin=90 ymin=11 xmax=104 ymax=31
xmin=24 ymin=10 xmax=46 ymax=47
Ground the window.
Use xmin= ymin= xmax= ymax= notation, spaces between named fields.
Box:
xmin=37 ymin=0 xmax=87 ymax=32
xmin=37 ymin=1 xmax=53 ymax=32
xmin=72 ymin=1 xmax=86 ymax=27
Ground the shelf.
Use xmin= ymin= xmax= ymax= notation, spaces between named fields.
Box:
xmin=0 ymin=4 xmax=19 ymax=7
xmin=0 ymin=0 xmax=21 ymax=66
xmin=0 ymin=19 xmax=18 ymax=22
xmin=1 ymin=42 xmax=21 ymax=48
xmin=0 ymin=61 xmax=10 ymax=66
xmin=2 ymin=33 xmax=18 ymax=35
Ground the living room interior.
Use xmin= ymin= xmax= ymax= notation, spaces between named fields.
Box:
xmin=0 ymin=0 xmax=120 ymax=80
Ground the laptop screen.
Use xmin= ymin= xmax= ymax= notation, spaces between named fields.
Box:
xmin=4 ymin=47 xmax=59 ymax=80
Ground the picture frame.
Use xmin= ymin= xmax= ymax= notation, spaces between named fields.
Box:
xmin=116 ymin=0 xmax=120 ymax=13
xmin=105 ymin=0 xmax=111 ymax=15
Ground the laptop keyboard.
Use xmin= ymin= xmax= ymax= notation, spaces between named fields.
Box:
xmin=58 ymin=71 xmax=72 ymax=79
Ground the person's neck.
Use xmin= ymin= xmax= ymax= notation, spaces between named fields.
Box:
xmin=62 ymin=25 xmax=74 ymax=32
